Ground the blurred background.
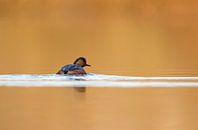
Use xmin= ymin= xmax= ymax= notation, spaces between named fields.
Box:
xmin=0 ymin=0 xmax=198 ymax=76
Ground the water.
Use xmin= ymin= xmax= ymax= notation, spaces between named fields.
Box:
xmin=0 ymin=74 xmax=198 ymax=130
xmin=0 ymin=74 xmax=198 ymax=87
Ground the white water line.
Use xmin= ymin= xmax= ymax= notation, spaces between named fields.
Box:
xmin=0 ymin=81 xmax=198 ymax=87
xmin=0 ymin=74 xmax=198 ymax=87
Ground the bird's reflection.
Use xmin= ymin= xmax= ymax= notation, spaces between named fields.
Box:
xmin=74 ymin=87 xmax=86 ymax=92
xmin=72 ymin=78 xmax=86 ymax=93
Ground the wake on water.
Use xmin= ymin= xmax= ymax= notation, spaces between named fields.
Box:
xmin=0 ymin=73 xmax=198 ymax=87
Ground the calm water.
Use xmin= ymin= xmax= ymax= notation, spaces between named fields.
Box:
xmin=0 ymin=74 xmax=198 ymax=130
xmin=0 ymin=87 xmax=198 ymax=130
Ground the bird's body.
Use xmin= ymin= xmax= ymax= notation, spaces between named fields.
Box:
xmin=59 ymin=64 xmax=86 ymax=75
xmin=56 ymin=57 xmax=90 ymax=75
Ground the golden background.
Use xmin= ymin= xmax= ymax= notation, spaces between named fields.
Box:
xmin=0 ymin=1 xmax=198 ymax=130
xmin=0 ymin=0 xmax=198 ymax=75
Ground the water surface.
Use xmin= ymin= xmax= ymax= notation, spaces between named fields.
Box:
xmin=0 ymin=74 xmax=198 ymax=87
